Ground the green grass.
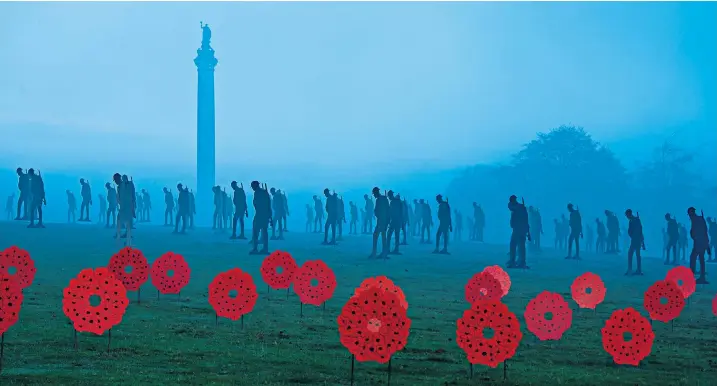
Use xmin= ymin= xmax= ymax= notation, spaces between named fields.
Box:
xmin=1 ymin=221 xmax=716 ymax=385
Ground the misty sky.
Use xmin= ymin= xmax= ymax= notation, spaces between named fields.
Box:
xmin=0 ymin=2 xmax=715 ymax=184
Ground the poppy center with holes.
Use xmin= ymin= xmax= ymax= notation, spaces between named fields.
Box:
xmin=89 ymin=294 xmax=102 ymax=307
xmin=479 ymin=288 xmax=488 ymax=296
xmin=167 ymin=269 xmax=175 ymax=277
xmin=677 ymin=279 xmax=683 ymax=286
xmin=367 ymin=318 xmax=382 ymax=333
xmin=276 ymin=266 xmax=284 ymax=274
xmin=310 ymin=278 xmax=319 ymax=287
xmin=8 ymin=266 xmax=17 ymax=275
xmin=623 ymin=332 xmax=633 ymax=342
xmin=482 ymin=327 xmax=495 ymax=339
xmin=660 ymin=297 xmax=668 ymax=305
xmin=125 ymin=265 xmax=133 ymax=274
xmin=544 ymin=312 xmax=554 ymax=321
xmin=585 ymin=287 xmax=593 ymax=294
xmin=228 ymin=289 xmax=238 ymax=298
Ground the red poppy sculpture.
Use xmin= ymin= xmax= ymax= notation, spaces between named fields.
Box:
xmin=465 ymin=271 xmax=503 ymax=304
xmin=62 ymin=268 xmax=129 ymax=335
xmin=481 ymin=265 xmax=511 ymax=297
xmin=208 ymin=268 xmax=258 ymax=321
xmin=712 ymin=293 xmax=717 ymax=317
xmin=0 ymin=246 xmax=36 ymax=289
xmin=665 ymin=266 xmax=696 ymax=299
xmin=456 ymin=300 xmax=523 ymax=368
xmin=353 ymin=276 xmax=408 ymax=310
xmin=260 ymin=250 xmax=298 ymax=290
xmin=570 ymin=272 xmax=606 ymax=309
xmin=151 ymin=251 xmax=191 ymax=295
xmin=337 ymin=285 xmax=411 ymax=363
xmin=601 ymin=307 xmax=655 ymax=366
xmin=0 ymin=273 xmax=24 ymax=335
xmin=293 ymin=260 xmax=337 ymax=306
xmin=643 ymin=280 xmax=685 ymax=323
xmin=108 ymin=247 xmax=149 ymax=292
xmin=524 ymin=291 xmax=573 ymax=341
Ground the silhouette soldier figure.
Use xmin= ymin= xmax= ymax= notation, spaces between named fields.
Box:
xmin=5 ymin=193 xmax=14 ymax=221
xmin=213 ymin=186 xmax=224 ymax=230
xmin=281 ymin=191 xmax=289 ymax=232
xmin=322 ymin=189 xmax=338 ymax=245
xmin=595 ymin=218 xmax=606 ymax=253
xmin=66 ymin=190 xmax=77 ymax=223
xmin=413 ymin=199 xmax=422 ymax=236
xmin=360 ymin=208 xmax=366 ymax=233
xmin=230 ymin=181 xmax=248 ymax=240
xmin=363 ymin=194 xmax=374 ymax=234
xmin=141 ymin=189 xmax=151 ymax=222
xmin=507 ymin=195 xmax=530 ymax=269
xmin=27 ymin=169 xmax=46 ymax=228
xmin=434 ymin=195 xmax=452 ymax=254
xmin=313 ymin=195 xmax=324 ymax=233
xmin=453 ymin=209 xmax=462 ymax=242
xmin=98 ymin=194 xmax=107 ymax=224
xmin=678 ymin=223 xmax=688 ymax=261
xmin=349 ymin=201 xmax=359 ymax=235
xmin=250 ymin=181 xmax=272 ymax=255
xmin=386 ymin=191 xmax=403 ymax=255
xmin=163 ymin=187 xmax=174 ymax=226
xmin=135 ymin=192 xmax=143 ymax=221
xmin=707 ymin=217 xmax=717 ymax=261
xmin=473 ymin=203 xmax=485 ymax=242
xmin=605 ymin=210 xmax=620 ymax=254
xmin=173 ymin=184 xmax=189 ymax=234
xmin=420 ymin=199 xmax=433 ymax=244
xmin=400 ymin=197 xmax=409 ymax=245
xmin=688 ymin=207 xmax=710 ymax=284
xmin=624 ymin=209 xmax=645 ymax=276
xmin=664 ymin=213 xmax=679 ymax=265
xmin=585 ymin=223 xmax=594 ymax=253
xmin=15 ymin=167 xmax=29 ymax=220
xmin=337 ymin=194 xmax=346 ymax=241
xmin=305 ymin=203 xmax=314 ymax=233
xmin=566 ymin=203 xmax=583 ymax=260
xmin=188 ymin=190 xmax=196 ymax=229
xmin=224 ymin=190 xmax=232 ymax=231
xmin=79 ymin=178 xmax=92 ymax=221
xmin=528 ymin=206 xmax=543 ymax=252
xmin=115 ymin=174 xmax=135 ymax=245
xmin=270 ymin=188 xmax=286 ymax=240
xmin=369 ymin=187 xmax=390 ymax=259
xmin=105 ymin=182 xmax=117 ymax=228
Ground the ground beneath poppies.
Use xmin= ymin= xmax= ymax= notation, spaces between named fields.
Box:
xmin=1 ymin=221 xmax=716 ymax=385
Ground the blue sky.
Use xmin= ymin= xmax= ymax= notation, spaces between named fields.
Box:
xmin=0 ymin=2 xmax=714 ymax=186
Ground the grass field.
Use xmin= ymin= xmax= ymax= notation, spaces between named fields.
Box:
xmin=0 ymin=220 xmax=716 ymax=385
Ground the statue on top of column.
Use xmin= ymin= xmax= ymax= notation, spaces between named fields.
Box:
xmin=200 ymin=22 xmax=212 ymax=49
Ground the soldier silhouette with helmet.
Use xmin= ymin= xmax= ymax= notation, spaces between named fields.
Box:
xmin=250 ymin=181 xmax=272 ymax=255
xmin=434 ymin=194 xmax=452 ymax=254
xmin=27 ymin=169 xmax=46 ymax=228
xmin=322 ymin=188 xmax=338 ymax=245
xmin=687 ymin=207 xmax=710 ymax=284
xmin=565 ymin=203 xmax=583 ymax=260
xmin=369 ymin=187 xmax=390 ymax=259
xmin=230 ymin=181 xmax=248 ymax=240
xmin=664 ymin=213 xmax=679 ymax=265
xmin=173 ymin=183 xmax=190 ymax=234
xmin=624 ymin=209 xmax=645 ymax=276
xmin=386 ymin=190 xmax=403 ymax=255
xmin=507 ymin=195 xmax=530 ymax=268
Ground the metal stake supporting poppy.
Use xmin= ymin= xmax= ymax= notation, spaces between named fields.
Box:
xmin=503 ymin=359 xmax=508 ymax=380
xmin=157 ymin=290 xmax=160 ymax=300
xmin=387 ymin=358 xmax=392 ymax=385
xmin=300 ymin=302 xmax=303 ymax=318
xmin=241 ymin=316 xmax=244 ymax=330
xmin=107 ymin=329 xmax=112 ymax=353
xmin=73 ymin=329 xmax=78 ymax=350
xmin=215 ymin=313 xmax=218 ymax=327
xmin=0 ymin=333 xmax=4 ymax=374
xmin=137 ymin=288 xmax=141 ymax=304
xmin=469 ymin=363 xmax=473 ymax=379
xmin=287 ymin=287 xmax=290 ymax=300
xmin=349 ymin=355 xmax=355 ymax=386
